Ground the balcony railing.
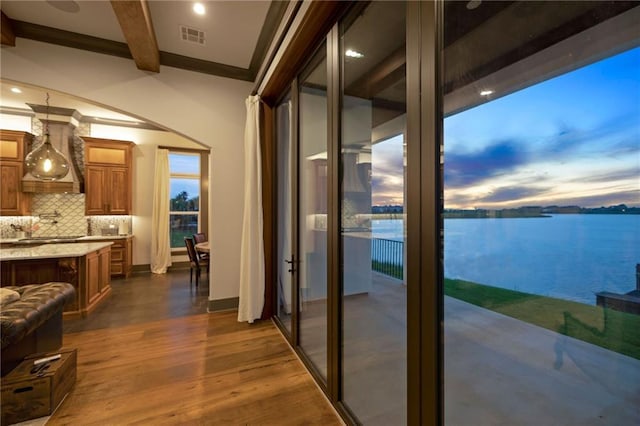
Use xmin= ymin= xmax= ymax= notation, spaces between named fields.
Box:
xmin=371 ymin=238 xmax=404 ymax=280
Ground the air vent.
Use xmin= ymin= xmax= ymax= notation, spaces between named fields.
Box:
xmin=180 ymin=25 xmax=205 ymax=45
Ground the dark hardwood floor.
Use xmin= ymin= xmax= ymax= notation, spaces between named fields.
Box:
xmin=64 ymin=269 xmax=210 ymax=333
xmin=49 ymin=269 xmax=341 ymax=425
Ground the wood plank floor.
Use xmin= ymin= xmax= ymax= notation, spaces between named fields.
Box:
xmin=47 ymin=272 xmax=342 ymax=425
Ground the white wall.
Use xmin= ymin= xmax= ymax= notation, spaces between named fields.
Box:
xmin=1 ymin=39 xmax=253 ymax=302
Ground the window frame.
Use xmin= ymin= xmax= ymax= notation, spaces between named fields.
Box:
xmin=164 ymin=147 xmax=210 ymax=253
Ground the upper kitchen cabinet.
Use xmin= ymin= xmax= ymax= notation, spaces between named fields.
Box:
xmin=83 ymin=137 xmax=134 ymax=215
xmin=0 ymin=130 xmax=33 ymax=216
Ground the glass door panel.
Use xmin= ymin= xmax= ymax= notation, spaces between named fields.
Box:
xmin=341 ymin=2 xmax=407 ymax=423
xmin=276 ymin=92 xmax=293 ymax=334
xmin=298 ymin=41 xmax=329 ymax=380
xmin=442 ymin=2 xmax=640 ymax=424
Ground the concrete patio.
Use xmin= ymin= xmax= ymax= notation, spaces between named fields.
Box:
xmin=319 ymin=273 xmax=640 ymax=424
xmin=445 ymin=296 xmax=640 ymax=425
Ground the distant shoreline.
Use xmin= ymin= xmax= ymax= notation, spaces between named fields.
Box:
xmin=370 ymin=204 xmax=639 ymax=219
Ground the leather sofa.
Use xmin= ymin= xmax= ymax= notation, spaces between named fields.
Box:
xmin=0 ymin=282 xmax=75 ymax=375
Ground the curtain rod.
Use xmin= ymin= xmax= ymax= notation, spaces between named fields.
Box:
xmin=157 ymin=146 xmax=210 ymax=153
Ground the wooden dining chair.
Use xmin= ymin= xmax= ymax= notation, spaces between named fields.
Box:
xmin=192 ymin=232 xmax=210 ymax=261
xmin=193 ymin=232 xmax=207 ymax=244
xmin=184 ymin=237 xmax=208 ymax=287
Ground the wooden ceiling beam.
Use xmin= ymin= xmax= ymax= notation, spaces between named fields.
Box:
xmin=1 ymin=11 xmax=16 ymax=46
xmin=110 ymin=0 xmax=159 ymax=73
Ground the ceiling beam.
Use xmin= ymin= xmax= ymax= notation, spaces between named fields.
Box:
xmin=1 ymin=11 xmax=16 ymax=46
xmin=345 ymin=45 xmax=406 ymax=100
xmin=110 ymin=0 xmax=159 ymax=73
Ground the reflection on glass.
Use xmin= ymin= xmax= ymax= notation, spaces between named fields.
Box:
xmin=298 ymin=41 xmax=328 ymax=380
xmin=341 ymin=2 xmax=407 ymax=423
xmin=276 ymin=92 xmax=293 ymax=334
xmin=443 ymin=2 xmax=640 ymax=424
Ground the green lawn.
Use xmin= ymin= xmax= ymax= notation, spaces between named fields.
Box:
xmin=444 ymin=278 xmax=640 ymax=360
xmin=372 ymin=260 xmax=403 ymax=280
xmin=171 ymin=228 xmax=198 ymax=249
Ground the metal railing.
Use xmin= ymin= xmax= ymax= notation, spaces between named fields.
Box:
xmin=371 ymin=238 xmax=404 ymax=280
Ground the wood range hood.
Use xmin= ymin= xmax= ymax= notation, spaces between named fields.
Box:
xmin=22 ymin=104 xmax=84 ymax=194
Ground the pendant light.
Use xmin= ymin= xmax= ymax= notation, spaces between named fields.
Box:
xmin=24 ymin=93 xmax=70 ymax=180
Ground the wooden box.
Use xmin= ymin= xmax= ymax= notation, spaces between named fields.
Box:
xmin=1 ymin=349 xmax=77 ymax=425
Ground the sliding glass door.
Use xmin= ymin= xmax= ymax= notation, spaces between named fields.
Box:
xmin=340 ymin=2 xmax=408 ymax=423
xmin=297 ymin=41 xmax=330 ymax=381
xmin=275 ymin=42 xmax=330 ymax=381
xmin=442 ymin=2 xmax=640 ymax=425
xmin=276 ymin=91 xmax=293 ymax=335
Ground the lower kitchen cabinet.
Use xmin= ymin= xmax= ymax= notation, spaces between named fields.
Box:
xmin=0 ymin=244 xmax=112 ymax=318
xmin=85 ymin=246 xmax=111 ymax=306
xmin=104 ymin=236 xmax=133 ymax=278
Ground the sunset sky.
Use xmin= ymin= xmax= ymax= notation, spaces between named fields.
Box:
xmin=372 ymin=46 xmax=640 ymax=209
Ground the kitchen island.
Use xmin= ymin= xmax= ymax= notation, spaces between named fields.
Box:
xmin=0 ymin=242 xmax=112 ymax=319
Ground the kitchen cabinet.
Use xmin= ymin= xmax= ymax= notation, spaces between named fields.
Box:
xmin=83 ymin=137 xmax=134 ymax=215
xmin=0 ymin=130 xmax=33 ymax=216
xmin=103 ymin=236 xmax=133 ymax=277
xmin=86 ymin=246 xmax=111 ymax=305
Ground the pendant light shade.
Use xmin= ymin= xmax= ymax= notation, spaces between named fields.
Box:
xmin=23 ymin=92 xmax=71 ymax=181
xmin=24 ymin=132 xmax=70 ymax=180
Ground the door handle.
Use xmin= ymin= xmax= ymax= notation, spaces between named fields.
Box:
xmin=284 ymin=255 xmax=296 ymax=274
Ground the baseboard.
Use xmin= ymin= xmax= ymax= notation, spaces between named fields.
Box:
xmin=168 ymin=262 xmax=190 ymax=270
xmin=131 ymin=262 xmax=190 ymax=274
xmin=131 ymin=264 xmax=150 ymax=273
xmin=208 ymin=297 xmax=239 ymax=312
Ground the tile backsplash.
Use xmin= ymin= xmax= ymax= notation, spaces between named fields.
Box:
xmin=1 ymin=193 xmax=132 ymax=239
xmin=0 ymin=217 xmax=32 ymax=239
xmin=88 ymin=216 xmax=132 ymax=236
xmin=31 ymin=193 xmax=87 ymax=236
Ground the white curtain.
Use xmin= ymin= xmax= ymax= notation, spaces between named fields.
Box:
xmin=151 ymin=149 xmax=172 ymax=274
xmin=238 ymin=95 xmax=265 ymax=323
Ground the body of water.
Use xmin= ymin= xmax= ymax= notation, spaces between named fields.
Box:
xmin=371 ymin=215 xmax=640 ymax=305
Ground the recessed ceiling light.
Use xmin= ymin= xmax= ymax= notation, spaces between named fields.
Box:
xmin=480 ymin=90 xmax=494 ymax=96
xmin=193 ymin=2 xmax=206 ymax=15
xmin=466 ymin=0 xmax=482 ymax=10
xmin=11 ymin=87 xmax=22 ymax=94
xmin=345 ymin=49 xmax=364 ymax=59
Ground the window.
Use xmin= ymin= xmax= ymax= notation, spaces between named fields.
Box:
xmin=169 ymin=152 xmax=201 ymax=249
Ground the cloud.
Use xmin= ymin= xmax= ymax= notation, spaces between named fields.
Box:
xmin=444 ymin=140 xmax=528 ymax=188
xmin=571 ymin=167 xmax=640 ymax=184
xmin=371 ymin=174 xmax=404 ymax=205
xmin=607 ymin=138 xmax=640 ymax=158
xmin=372 ymin=140 xmax=405 ymax=205
xmin=536 ymin=114 xmax=639 ymax=160
xmin=553 ymin=190 xmax=640 ymax=208
xmin=478 ymin=186 xmax=550 ymax=203
xmin=444 ymin=192 xmax=476 ymax=208
xmin=372 ymin=155 xmax=404 ymax=174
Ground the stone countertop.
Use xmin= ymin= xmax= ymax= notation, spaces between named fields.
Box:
xmin=0 ymin=235 xmax=132 ymax=244
xmin=0 ymin=241 xmax=113 ymax=261
xmin=77 ymin=235 xmax=132 ymax=241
